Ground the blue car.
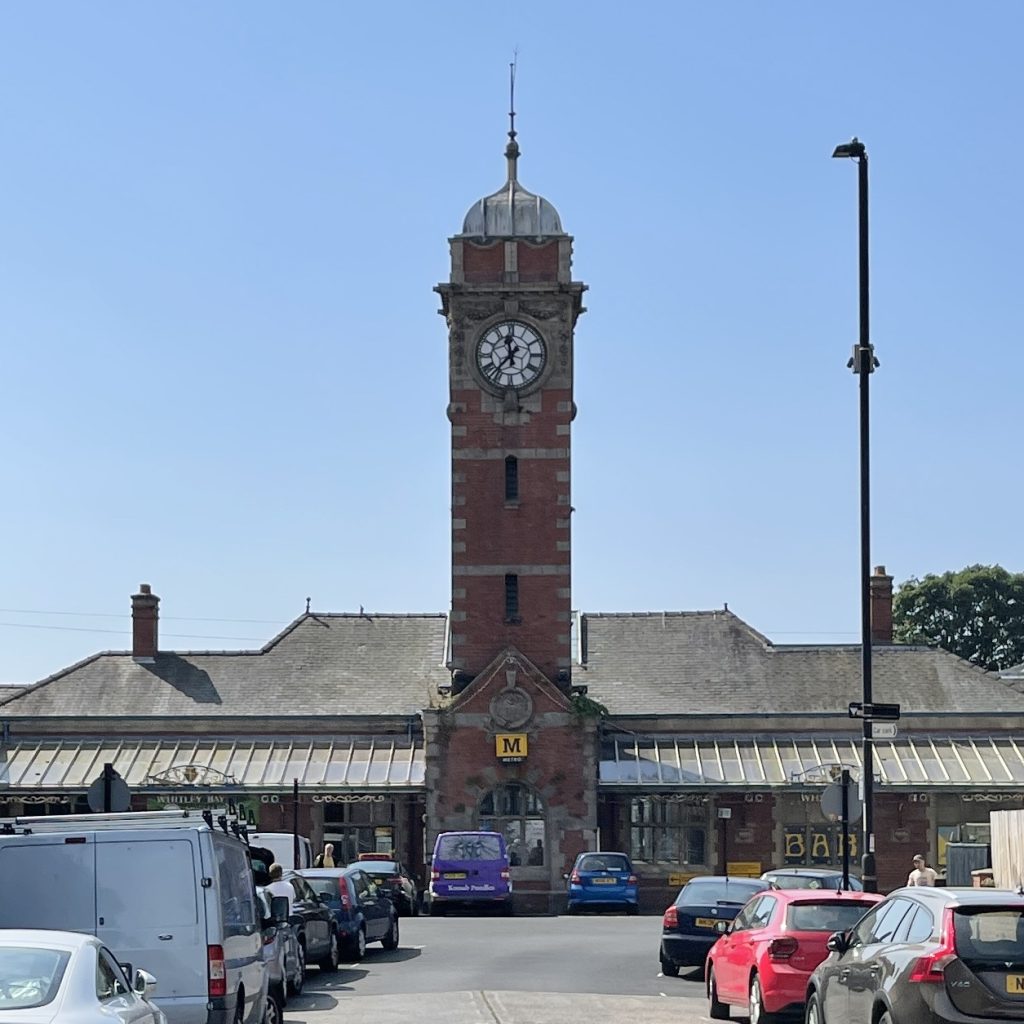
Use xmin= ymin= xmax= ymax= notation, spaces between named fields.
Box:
xmin=566 ymin=851 xmax=638 ymax=914
xmin=300 ymin=866 xmax=399 ymax=961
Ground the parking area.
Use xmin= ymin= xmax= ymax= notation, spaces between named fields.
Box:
xmin=284 ymin=915 xmax=720 ymax=1024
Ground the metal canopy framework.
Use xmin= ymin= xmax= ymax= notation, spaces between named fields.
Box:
xmin=0 ymin=737 xmax=425 ymax=793
xmin=598 ymin=734 xmax=1024 ymax=788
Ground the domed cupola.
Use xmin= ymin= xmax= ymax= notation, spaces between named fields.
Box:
xmin=460 ymin=132 xmax=565 ymax=239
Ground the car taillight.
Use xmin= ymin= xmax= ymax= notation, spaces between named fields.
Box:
xmin=570 ymin=870 xmax=581 ymax=884
xmin=388 ymin=875 xmax=401 ymax=884
xmin=627 ymin=874 xmax=638 ymax=885
xmin=337 ymin=879 xmax=353 ymax=911
xmin=431 ymin=869 xmax=440 ymax=882
xmin=663 ymin=905 xmax=678 ymax=928
xmin=208 ymin=945 xmax=226 ymax=997
xmin=262 ymin=930 xmax=275 ymax=947
xmin=909 ymin=907 xmax=957 ymax=983
xmin=768 ymin=937 xmax=799 ymax=960
xmin=500 ymin=869 xmax=510 ymax=881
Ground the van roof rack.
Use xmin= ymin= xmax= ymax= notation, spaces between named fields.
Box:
xmin=0 ymin=806 xmax=250 ymax=842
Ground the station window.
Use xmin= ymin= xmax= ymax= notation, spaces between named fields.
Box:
xmin=629 ymin=797 xmax=707 ymax=864
xmin=480 ymin=783 xmax=545 ymax=867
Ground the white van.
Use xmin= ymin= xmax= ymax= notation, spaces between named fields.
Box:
xmin=247 ymin=832 xmax=313 ymax=870
xmin=0 ymin=808 xmax=267 ymax=1024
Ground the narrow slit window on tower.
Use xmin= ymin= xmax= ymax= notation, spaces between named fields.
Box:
xmin=504 ymin=574 xmax=520 ymax=622
xmin=504 ymin=455 xmax=519 ymax=502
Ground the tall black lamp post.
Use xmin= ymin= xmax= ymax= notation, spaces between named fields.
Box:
xmin=832 ymin=137 xmax=880 ymax=893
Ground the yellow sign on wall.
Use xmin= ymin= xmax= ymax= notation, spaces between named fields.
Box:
xmin=496 ymin=733 xmax=528 ymax=762
xmin=726 ymin=861 xmax=762 ymax=878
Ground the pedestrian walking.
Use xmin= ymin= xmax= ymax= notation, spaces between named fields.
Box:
xmin=907 ymin=853 xmax=937 ymax=886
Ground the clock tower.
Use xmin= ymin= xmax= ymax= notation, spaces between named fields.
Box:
xmin=437 ymin=126 xmax=586 ymax=689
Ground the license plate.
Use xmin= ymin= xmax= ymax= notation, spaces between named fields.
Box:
xmin=1006 ymin=974 xmax=1024 ymax=994
xmin=444 ymin=872 xmax=467 ymax=879
xmin=695 ymin=917 xmax=719 ymax=929
xmin=592 ymin=877 xmax=616 ymax=885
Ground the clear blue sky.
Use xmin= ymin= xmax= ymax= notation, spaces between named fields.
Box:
xmin=2 ymin=2 xmax=1021 ymax=683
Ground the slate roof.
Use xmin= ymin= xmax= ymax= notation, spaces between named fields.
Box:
xmin=2 ymin=608 xmax=1021 ymax=722
xmin=0 ymin=613 xmax=449 ymax=719
xmin=577 ymin=611 xmax=1024 ymax=716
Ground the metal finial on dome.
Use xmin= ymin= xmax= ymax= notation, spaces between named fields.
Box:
xmin=459 ymin=55 xmax=564 ymax=239
xmin=505 ymin=53 xmax=519 ymax=183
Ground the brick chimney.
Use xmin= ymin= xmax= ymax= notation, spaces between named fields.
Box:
xmin=869 ymin=566 xmax=894 ymax=645
xmin=131 ymin=583 xmax=160 ymax=662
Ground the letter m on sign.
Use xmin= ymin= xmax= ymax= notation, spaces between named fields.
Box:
xmin=495 ymin=733 xmax=528 ymax=760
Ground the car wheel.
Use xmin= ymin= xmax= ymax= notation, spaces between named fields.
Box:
xmin=382 ymin=916 xmax=400 ymax=951
xmin=878 ymin=1013 xmax=894 ymax=1024
xmin=660 ymin=951 xmax=680 ymax=977
xmin=318 ymin=931 xmax=339 ymax=972
xmin=708 ymin=967 xmax=730 ymax=1020
xmin=428 ymin=898 xmax=445 ymax=916
xmin=805 ymin=990 xmax=825 ymax=1024
xmin=264 ymin=989 xmax=283 ymax=1024
xmin=288 ymin=944 xmax=305 ymax=998
xmin=749 ymin=974 xmax=775 ymax=1024
xmin=347 ymin=926 xmax=367 ymax=960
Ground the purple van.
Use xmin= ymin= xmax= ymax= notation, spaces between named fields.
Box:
xmin=427 ymin=831 xmax=513 ymax=915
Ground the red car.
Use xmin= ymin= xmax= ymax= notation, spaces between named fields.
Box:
xmin=706 ymin=887 xmax=882 ymax=1023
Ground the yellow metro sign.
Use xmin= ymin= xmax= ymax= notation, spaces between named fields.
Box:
xmin=496 ymin=733 xmax=528 ymax=763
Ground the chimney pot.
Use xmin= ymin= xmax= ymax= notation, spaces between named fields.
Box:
xmin=131 ymin=584 xmax=160 ymax=662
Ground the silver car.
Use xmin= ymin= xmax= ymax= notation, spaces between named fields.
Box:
xmin=256 ymin=888 xmax=303 ymax=1016
xmin=0 ymin=929 xmax=166 ymax=1024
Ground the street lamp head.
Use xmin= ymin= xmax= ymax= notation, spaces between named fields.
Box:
xmin=832 ymin=138 xmax=866 ymax=160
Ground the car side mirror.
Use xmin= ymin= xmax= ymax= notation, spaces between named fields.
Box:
xmin=826 ymin=930 xmax=849 ymax=954
xmin=270 ymin=896 xmax=290 ymax=924
xmin=134 ymin=969 xmax=157 ymax=996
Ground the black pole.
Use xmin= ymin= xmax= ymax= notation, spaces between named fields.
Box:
xmin=841 ymin=768 xmax=851 ymax=891
xmin=293 ymin=778 xmax=300 ymax=869
xmin=103 ymin=762 xmax=114 ymax=813
xmin=835 ymin=138 xmax=878 ymax=894
xmin=854 ymin=148 xmax=877 ymax=895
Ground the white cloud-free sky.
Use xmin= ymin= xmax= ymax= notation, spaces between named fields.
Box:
xmin=2 ymin=2 xmax=1021 ymax=682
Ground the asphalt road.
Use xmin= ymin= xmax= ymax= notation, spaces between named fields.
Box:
xmin=285 ymin=913 xmax=728 ymax=1024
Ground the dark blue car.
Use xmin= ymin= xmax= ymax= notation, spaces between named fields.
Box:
xmin=566 ymin=851 xmax=638 ymax=914
xmin=300 ymin=866 xmax=399 ymax=961
xmin=659 ymin=875 xmax=769 ymax=976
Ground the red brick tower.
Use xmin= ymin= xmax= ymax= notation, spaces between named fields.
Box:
xmin=436 ymin=126 xmax=586 ymax=689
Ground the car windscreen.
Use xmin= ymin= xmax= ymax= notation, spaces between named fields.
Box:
xmin=305 ymin=877 xmax=340 ymax=900
xmin=578 ymin=854 xmax=630 ymax=872
xmin=786 ymin=900 xmax=877 ymax=932
xmin=680 ymin=879 xmax=765 ymax=905
xmin=954 ymin=907 xmax=1024 ymax=962
xmin=0 ymin=947 xmax=71 ymax=1009
xmin=356 ymin=862 xmax=397 ymax=874
xmin=435 ymin=835 xmax=503 ymax=861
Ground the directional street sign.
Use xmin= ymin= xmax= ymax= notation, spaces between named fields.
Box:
xmin=848 ymin=701 xmax=901 ymax=722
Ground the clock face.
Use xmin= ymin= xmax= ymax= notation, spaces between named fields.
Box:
xmin=476 ymin=321 xmax=547 ymax=391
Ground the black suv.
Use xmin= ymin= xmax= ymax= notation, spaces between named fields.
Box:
xmin=806 ymin=886 xmax=1024 ymax=1024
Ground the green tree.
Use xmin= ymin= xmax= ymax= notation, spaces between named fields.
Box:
xmin=893 ymin=564 xmax=1024 ymax=671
